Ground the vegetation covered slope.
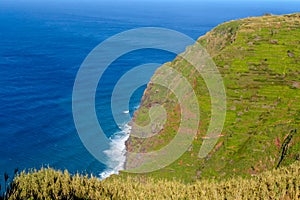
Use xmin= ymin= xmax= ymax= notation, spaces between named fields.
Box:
xmin=125 ymin=13 xmax=300 ymax=182
xmin=5 ymin=161 xmax=300 ymax=199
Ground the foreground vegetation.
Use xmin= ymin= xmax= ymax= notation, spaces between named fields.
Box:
xmin=0 ymin=161 xmax=299 ymax=199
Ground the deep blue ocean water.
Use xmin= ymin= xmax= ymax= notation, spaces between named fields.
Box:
xmin=0 ymin=0 xmax=299 ymax=183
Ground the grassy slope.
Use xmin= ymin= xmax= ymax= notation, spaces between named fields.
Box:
xmin=124 ymin=14 xmax=300 ymax=182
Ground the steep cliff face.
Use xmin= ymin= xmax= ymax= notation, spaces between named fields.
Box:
xmin=125 ymin=14 xmax=300 ymax=181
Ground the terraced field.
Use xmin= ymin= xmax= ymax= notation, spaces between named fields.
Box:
xmin=125 ymin=13 xmax=300 ymax=182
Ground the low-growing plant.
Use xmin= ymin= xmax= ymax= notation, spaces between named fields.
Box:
xmin=4 ymin=161 xmax=300 ymax=199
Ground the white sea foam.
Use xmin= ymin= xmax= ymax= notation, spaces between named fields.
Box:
xmin=99 ymin=124 xmax=131 ymax=180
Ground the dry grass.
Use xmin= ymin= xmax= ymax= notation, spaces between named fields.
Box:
xmin=5 ymin=161 xmax=300 ymax=199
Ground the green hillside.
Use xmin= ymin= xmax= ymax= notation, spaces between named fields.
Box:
xmin=125 ymin=13 xmax=300 ymax=182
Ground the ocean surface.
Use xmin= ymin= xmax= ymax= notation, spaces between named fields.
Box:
xmin=0 ymin=0 xmax=299 ymax=183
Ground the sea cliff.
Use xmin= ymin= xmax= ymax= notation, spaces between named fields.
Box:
xmin=125 ymin=13 xmax=300 ymax=181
